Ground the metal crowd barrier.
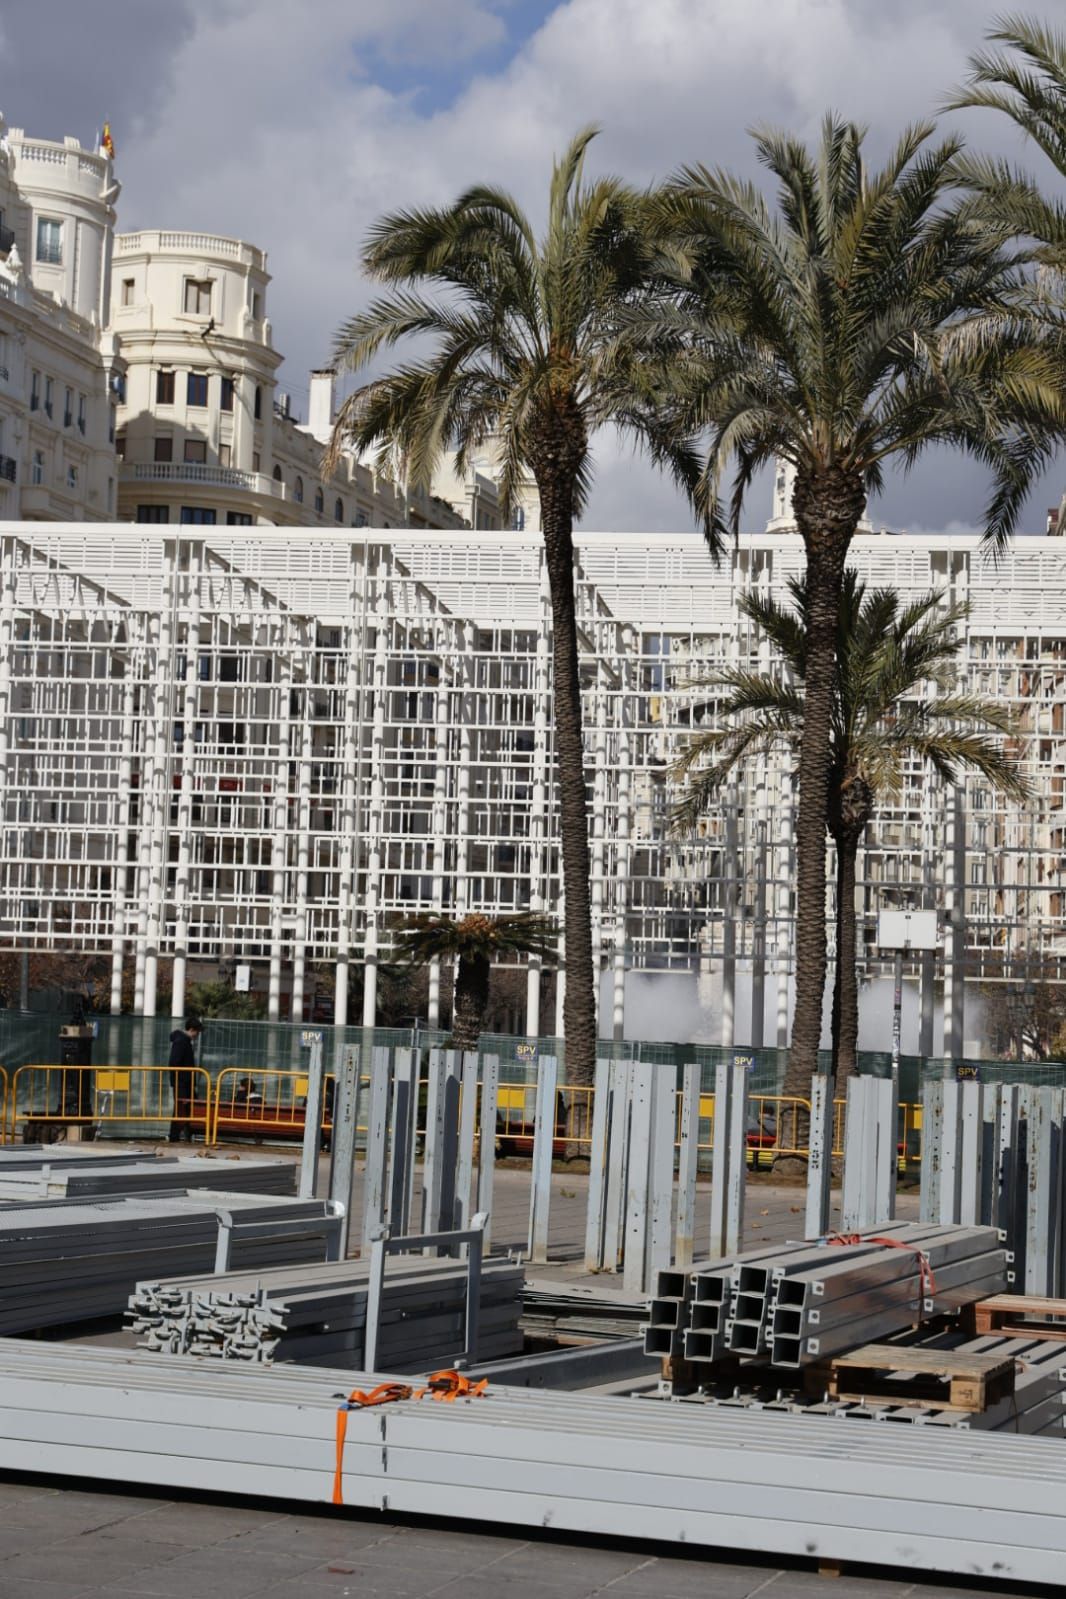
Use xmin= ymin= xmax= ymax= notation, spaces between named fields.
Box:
xmin=8 ymin=1065 xmax=212 ymax=1143
xmin=832 ymin=1094 xmax=922 ymax=1169
xmin=210 ymin=1066 xmax=337 ymax=1148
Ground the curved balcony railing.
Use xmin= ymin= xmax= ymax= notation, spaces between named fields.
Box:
xmin=123 ymin=462 xmax=288 ymax=499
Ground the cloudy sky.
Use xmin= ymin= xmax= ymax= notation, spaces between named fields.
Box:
xmin=3 ymin=0 xmax=1063 ymax=534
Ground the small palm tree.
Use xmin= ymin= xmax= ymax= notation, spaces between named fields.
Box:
xmin=672 ymin=572 xmax=1029 ymax=1077
xmin=390 ymin=912 xmax=556 ymax=1052
xmin=329 ymin=132 xmax=701 ymax=1085
xmin=663 ymin=117 xmax=1062 ymax=1095
xmin=946 ymin=15 xmax=1066 ymax=272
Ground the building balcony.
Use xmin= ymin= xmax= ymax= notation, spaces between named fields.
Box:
xmin=114 ymin=230 xmax=267 ymax=272
xmin=123 ymin=461 xmax=287 ymax=499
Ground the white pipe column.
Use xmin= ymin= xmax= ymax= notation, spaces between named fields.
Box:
xmin=110 ymin=667 xmax=137 ymax=1014
xmin=290 ymin=657 xmax=314 ymax=1025
xmin=268 ymin=645 xmax=294 ymax=1021
xmin=333 ymin=559 xmax=365 ymax=1029
xmin=774 ymin=765 xmax=792 ymax=1047
xmin=361 ymin=574 xmax=390 ymax=1028
xmin=611 ymin=635 xmax=634 ymax=1042
xmin=525 ymin=575 xmax=551 ymax=1037
xmin=427 ymin=627 xmax=452 ymax=1028
xmin=170 ymin=542 xmax=202 ymax=1020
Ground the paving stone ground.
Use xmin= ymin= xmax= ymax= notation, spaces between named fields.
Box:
xmin=0 ymin=1475 xmax=1046 ymax=1599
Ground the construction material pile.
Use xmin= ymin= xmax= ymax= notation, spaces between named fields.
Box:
xmin=645 ymin=1223 xmax=1008 ymax=1369
xmin=129 ymin=1255 xmax=525 ymax=1371
xmin=648 ymin=1332 xmax=1064 ymax=1436
xmin=0 ymin=1193 xmax=340 ymax=1333
xmin=522 ymin=1279 xmax=650 ymax=1345
xmin=0 ymin=1154 xmax=296 ymax=1204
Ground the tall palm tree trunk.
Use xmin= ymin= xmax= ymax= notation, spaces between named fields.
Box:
xmin=452 ymin=953 xmax=490 ymax=1052
xmin=533 ymin=426 xmax=597 ymax=1091
xmin=788 ymin=470 xmax=866 ymax=1103
xmin=832 ymin=830 xmax=861 ymax=1079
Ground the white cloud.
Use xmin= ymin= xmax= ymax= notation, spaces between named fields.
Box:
xmin=8 ymin=0 xmax=1061 ymax=532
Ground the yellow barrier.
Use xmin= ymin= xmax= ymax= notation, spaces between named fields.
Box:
xmin=9 ymin=1064 xmax=212 ymax=1143
xmin=211 ymin=1066 xmax=337 ymax=1147
xmin=832 ymin=1095 xmax=922 ymax=1169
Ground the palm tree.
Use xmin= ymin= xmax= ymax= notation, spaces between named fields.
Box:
xmin=329 ymin=131 xmax=701 ymax=1085
xmin=389 ymin=912 xmax=556 ymax=1052
xmin=664 ymin=117 xmax=1062 ymax=1094
xmin=946 ymin=15 xmax=1066 ymax=271
xmin=672 ymin=572 xmax=1029 ymax=1078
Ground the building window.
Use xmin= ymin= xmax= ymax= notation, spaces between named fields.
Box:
xmin=63 ymin=388 xmax=73 ymax=428
xmin=334 ymin=497 xmax=343 ymax=522
xmin=294 ymin=475 xmax=304 ymax=503
xmin=35 ymin=217 xmax=62 ymax=265
xmin=31 ymin=450 xmax=44 ymax=486
xmin=121 ymin=278 xmax=135 ymax=306
xmin=254 ymin=385 xmax=262 ymax=420
xmin=187 ymin=372 xmax=208 ymax=406
xmin=219 ymin=443 xmax=231 ymax=468
xmin=354 ymin=510 xmax=369 ymax=528
xmin=252 ymin=291 xmax=262 ymax=320
xmin=272 ymin=465 xmax=282 ymax=482
xmin=314 ymin=486 xmax=324 ymax=514
xmin=183 ymin=278 xmax=212 ymax=315
xmin=108 ymin=476 xmax=114 ymax=510
xmin=180 ymin=506 xmax=217 ymax=524
xmin=115 ymin=433 xmax=126 ymax=459
xmin=227 ymin=511 xmax=252 ymax=525
xmin=156 ymin=369 xmax=175 ymax=405
xmin=30 ymin=372 xmax=40 ymax=412
xmin=252 ymin=452 xmax=260 ymax=472
xmin=44 ymin=377 xmax=54 ymax=419
xmin=66 ymin=464 xmax=78 ymax=491
xmin=220 ymin=377 xmax=235 ymax=412
xmin=154 ymin=436 xmax=173 ymax=463
xmin=77 ymin=395 xmax=86 ymax=435
xmin=184 ymin=439 xmax=207 ymax=464
xmin=109 ymin=408 xmax=116 ymax=443
xmin=136 ymin=505 xmax=169 ymax=523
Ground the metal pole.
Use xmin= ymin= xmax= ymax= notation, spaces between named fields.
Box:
xmin=675 ymin=1062 xmax=700 ymax=1270
xmin=327 ymin=1037 xmax=360 ymax=1256
xmin=298 ymin=1035 xmax=324 ymax=1200
xmin=527 ymin=1055 xmax=557 ymax=1265
xmin=891 ymin=948 xmax=903 ymax=1077
xmin=805 ymin=1073 xmax=834 ymax=1240
xmin=363 ymin=1230 xmax=387 ymax=1373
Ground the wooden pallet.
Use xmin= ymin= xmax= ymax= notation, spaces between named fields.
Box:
xmin=819 ymin=1342 xmax=1015 ymax=1412
xmin=969 ymin=1294 xmax=1066 ymax=1341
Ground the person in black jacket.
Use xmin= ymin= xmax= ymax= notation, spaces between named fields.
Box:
xmin=167 ymin=1018 xmax=202 ymax=1142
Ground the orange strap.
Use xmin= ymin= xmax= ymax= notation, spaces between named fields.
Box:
xmin=332 ymin=1383 xmax=414 ymax=1506
xmin=826 ymin=1233 xmax=937 ymax=1302
xmin=331 ymin=1374 xmax=488 ymax=1504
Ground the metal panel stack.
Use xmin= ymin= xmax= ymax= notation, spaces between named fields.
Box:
xmin=0 ymin=1193 xmax=342 ymax=1332
xmin=2 ymin=1340 xmax=1066 ymax=1584
xmin=129 ymin=1256 xmax=525 ymax=1371
xmin=644 ymin=1224 xmax=1008 ymax=1369
xmin=0 ymin=1154 xmax=296 ymax=1204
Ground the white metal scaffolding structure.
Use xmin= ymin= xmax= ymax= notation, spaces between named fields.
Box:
xmin=1 ymin=522 xmax=1065 ymax=1041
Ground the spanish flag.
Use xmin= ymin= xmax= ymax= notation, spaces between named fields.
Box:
xmin=101 ymin=122 xmax=115 ymax=160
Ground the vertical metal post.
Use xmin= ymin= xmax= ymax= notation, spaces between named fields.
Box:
xmin=454 ymin=1051 xmax=479 ymax=1232
xmin=919 ymin=1078 xmax=943 ymax=1224
xmin=421 ymin=1048 xmax=446 ymax=1234
xmin=388 ymin=1048 xmax=415 ymax=1234
xmin=939 ymin=1078 xmax=963 ymax=1226
xmin=298 ymin=1035 xmax=324 ymax=1200
xmin=647 ymin=1065 xmax=675 ymax=1285
xmin=840 ymin=1076 xmax=865 ymax=1231
xmin=584 ymin=1056 xmax=612 ymax=1271
xmin=994 ymin=1083 xmax=1020 ymax=1235
xmin=364 ymin=1232 xmax=387 ymax=1373
xmin=327 ymin=1040 xmax=360 ymax=1256
xmin=622 ymin=1061 xmax=653 ymax=1294
xmin=437 ymin=1051 xmax=462 ymax=1237
xmin=873 ymin=1074 xmax=899 ymax=1226
xmin=361 ymin=1045 xmax=391 ymax=1246
xmin=601 ymin=1059 xmax=632 ymax=1271
xmin=724 ymin=1063 xmax=748 ymax=1256
xmin=958 ymin=1078 xmax=985 ymax=1227
xmin=805 ymin=1073 xmax=834 ymax=1240
xmin=1026 ymin=1088 xmax=1055 ymax=1295
xmin=891 ymin=949 xmax=903 ymax=1077
xmin=709 ymin=1060 xmax=732 ymax=1258
xmin=476 ymin=1054 xmax=499 ymax=1251
xmin=213 ymin=1210 xmax=234 ymax=1273
xmin=674 ymin=1062 xmax=700 ymax=1269
xmin=526 ymin=1054 xmax=557 ymax=1264
xmin=461 ymin=1215 xmax=485 ymax=1367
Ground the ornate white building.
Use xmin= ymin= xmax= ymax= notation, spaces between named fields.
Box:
xmin=0 ymin=122 xmax=125 ymax=522
xmin=0 ymin=518 xmax=1061 ymax=1055
xmin=110 ymin=230 xmax=509 ymax=534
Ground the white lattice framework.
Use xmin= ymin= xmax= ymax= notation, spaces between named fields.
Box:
xmin=1 ymin=522 xmax=1063 ymax=1051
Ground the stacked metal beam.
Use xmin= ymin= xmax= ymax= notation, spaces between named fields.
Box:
xmin=129 ymin=1256 xmax=525 ymax=1371
xmin=0 ymin=1193 xmax=342 ymax=1332
xmin=645 ymin=1224 xmax=1008 ymax=1368
xmin=522 ymin=1279 xmax=650 ymax=1344
xmin=2 ymin=1340 xmax=1066 ymax=1584
xmin=649 ymin=1333 xmax=1065 ymax=1436
xmin=0 ymin=1154 xmax=296 ymax=1204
